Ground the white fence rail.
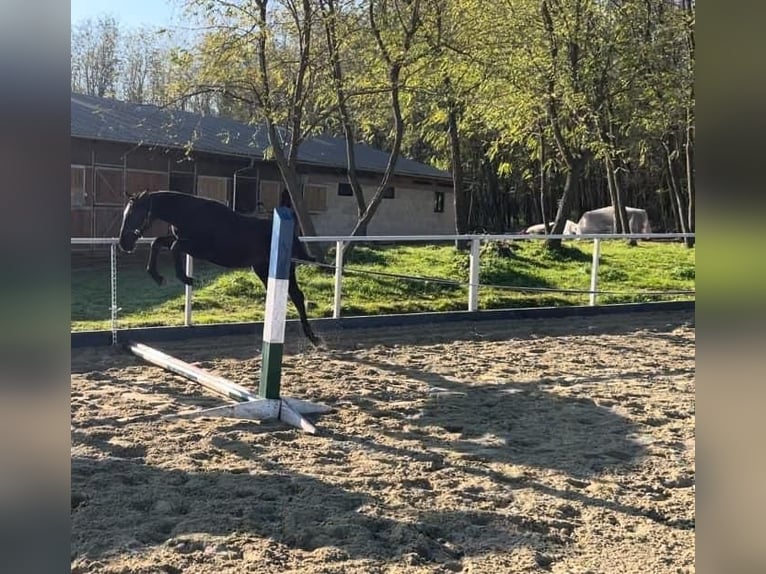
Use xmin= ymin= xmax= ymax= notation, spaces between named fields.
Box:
xmin=72 ymin=233 xmax=695 ymax=335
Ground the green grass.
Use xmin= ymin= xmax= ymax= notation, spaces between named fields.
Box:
xmin=71 ymin=240 xmax=695 ymax=331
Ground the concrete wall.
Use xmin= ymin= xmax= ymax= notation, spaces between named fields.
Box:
xmin=303 ymin=174 xmax=455 ymax=237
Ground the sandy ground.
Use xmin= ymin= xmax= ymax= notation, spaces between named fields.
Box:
xmin=71 ymin=311 xmax=695 ymax=573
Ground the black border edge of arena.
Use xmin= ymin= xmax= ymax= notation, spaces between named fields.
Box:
xmin=71 ymin=300 xmax=694 ymax=348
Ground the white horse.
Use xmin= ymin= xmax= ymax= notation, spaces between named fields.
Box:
xmin=575 ymin=206 xmax=652 ymax=235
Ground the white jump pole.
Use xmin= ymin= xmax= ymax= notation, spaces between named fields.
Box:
xmin=127 ymin=341 xmax=327 ymax=426
xmin=128 ymin=342 xmax=258 ymax=403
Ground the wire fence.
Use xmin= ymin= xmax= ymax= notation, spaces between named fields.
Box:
xmin=295 ymin=258 xmax=696 ymax=297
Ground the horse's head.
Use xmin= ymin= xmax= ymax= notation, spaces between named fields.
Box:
xmin=118 ymin=190 xmax=152 ymax=253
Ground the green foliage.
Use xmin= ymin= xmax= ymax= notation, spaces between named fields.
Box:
xmin=598 ymin=268 xmax=630 ymax=282
xmin=212 ymin=272 xmax=264 ymax=298
xmin=343 ymin=246 xmax=388 ymax=266
xmin=670 ymin=265 xmax=696 ymax=281
xmin=529 ymin=242 xmax=590 ymax=263
xmin=72 ymin=241 xmax=695 ymax=331
xmin=72 ymin=0 xmax=695 ymax=233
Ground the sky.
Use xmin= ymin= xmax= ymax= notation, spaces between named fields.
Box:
xmin=71 ymin=0 xmax=181 ymax=29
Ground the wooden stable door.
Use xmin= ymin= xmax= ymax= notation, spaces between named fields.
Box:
xmin=94 ymin=168 xmax=123 ymax=205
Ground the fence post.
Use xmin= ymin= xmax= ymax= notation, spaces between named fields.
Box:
xmin=468 ymin=238 xmax=480 ymax=312
xmin=110 ymin=242 xmax=118 ymax=345
xmin=333 ymin=240 xmax=344 ymax=319
xmin=184 ymin=255 xmax=194 ymax=326
xmin=589 ymin=238 xmax=601 ymax=306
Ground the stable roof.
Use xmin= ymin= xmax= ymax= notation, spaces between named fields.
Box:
xmin=71 ymin=93 xmax=451 ymax=182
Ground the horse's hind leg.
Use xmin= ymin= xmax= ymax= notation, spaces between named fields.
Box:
xmin=252 ymin=263 xmax=318 ymax=346
xmin=147 ymin=236 xmax=173 ymax=285
xmin=287 ymin=265 xmax=318 ymax=346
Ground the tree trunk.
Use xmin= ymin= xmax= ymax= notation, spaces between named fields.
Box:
xmin=447 ymin=96 xmax=469 ymax=250
xmin=604 ymin=157 xmax=619 ymax=231
xmin=341 ymin=0 xmax=420 ymax=252
xmin=684 ymin=115 xmax=695 ymax=248
xmin=664 ymin=169 xmax=682 ymax=234
xmin=345 ymin=61 xmax=404 ymax=239
xmin=664 ymin=139 xmax=689 ymax=241
xmin=606 ymin=153 xmax=636 ymax=246
xmin=320 ymin=0 xmax=368 ymax=237
xmin=482 ymin=157 xmax=502 ymax=232
xmin=546 ymin=156 xmax=584 ymax=250
xmin=683 ymin=0 xmax=695 ymax=248
xmin=255 ymin=0 xmax=321 ymax=260
xmin=265 ymin=122 xmax=322 ymax=260
xmin=539 ymin=126 xmax=549 ymax=233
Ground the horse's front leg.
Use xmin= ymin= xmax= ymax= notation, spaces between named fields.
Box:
xmin=147 ymin=236 xmax=174 ymax=285
xmin=170 ymin=239 xmax=194 ymax=286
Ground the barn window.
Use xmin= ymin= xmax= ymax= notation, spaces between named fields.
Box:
xmin=382 ymin=186 xmax=395 ymax=199
xmin=304 ymin=184 xmax=327 ymax=212
xmin=71 ymin=166 xmax=87 ymax=207
xmin=434 ymin=191 xmax=445 ymax=213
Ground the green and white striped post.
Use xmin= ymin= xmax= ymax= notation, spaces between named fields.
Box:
xmin=259 ymin=207 xmax=294 ymax=400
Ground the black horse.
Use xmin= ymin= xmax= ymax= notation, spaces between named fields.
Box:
xmin=118 ymin=190 xmax=319 ymax=346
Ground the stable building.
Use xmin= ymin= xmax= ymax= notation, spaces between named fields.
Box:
xmin=71 ymin=93 xmax=454 ymax=238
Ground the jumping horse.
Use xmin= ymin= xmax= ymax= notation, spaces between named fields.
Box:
xmin=118 ymin=190 xmax=319 ymax=346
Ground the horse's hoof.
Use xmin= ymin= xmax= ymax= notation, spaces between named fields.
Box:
xmin=151 ymin=275 xmax=165 ymax=286
xmin=182 ymin=277 xmax=194 ymax=286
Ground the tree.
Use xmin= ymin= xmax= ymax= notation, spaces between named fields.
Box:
xmin=535 ymin=0 xmax=594 ymax=249
xmin=422 ymin=0 xmax=483 ymax=247
xmin=71 ymin=16 xmax=179 ymax=107
xmin=119 ymin=27 xmax=175 ymax=104
xmin=71 ymin=15 xmax=121 ymax=98
xmin=617 ymin=0 xmax=695 ymax=244
xmin=317 ymin=0 xmax=428 ymax=243
xmin=174 ymin=0 xmax=325 ymax=258
xmin=318 ymin=0 xmax=370 ymax=237
xmin=70 ymin=0 xmax=694 ymax=242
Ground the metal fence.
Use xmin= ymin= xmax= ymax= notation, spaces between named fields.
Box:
xmin=72 ymin=232 xmax=696 ymax=339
